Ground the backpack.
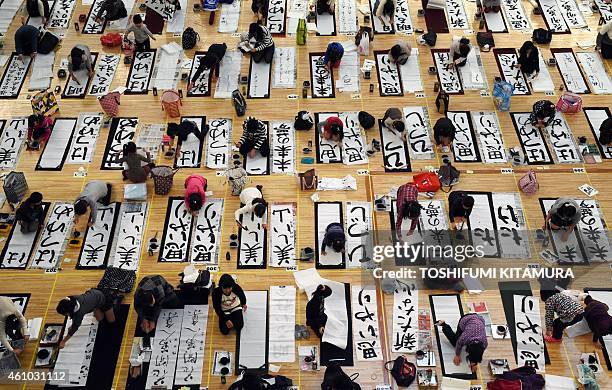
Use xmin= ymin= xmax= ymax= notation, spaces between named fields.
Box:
xmin=476 ymin=32 xmax=494 ymax=50
xmin=232 ymin=89 xmax=247 ymax=117
xmin=358 ymin=111 xmax=375 ymax=130
xmin=438 ymin=162 xmax=460 ymax=192
xmin=182 ymin=27 xmax=199 ymax=50
xmin=532 ymin=28 xmax=552 ymax=44
xmin=385 ymin=356 xmax=416 ymax=387
xmin=294 ymin=111 xmax=314 ymax=130
xmin=38 ymin=30 xmax=60 ymax=54
xmin=321 ymin=364 xmax=361 ymax=390
xmin=518 ymin=170 xmax=538 ymax=195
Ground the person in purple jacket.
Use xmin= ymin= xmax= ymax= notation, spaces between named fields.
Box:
xmin=435 ymin=313 xmax=487 ymax=371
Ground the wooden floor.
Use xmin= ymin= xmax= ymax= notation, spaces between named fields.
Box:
xmin=0 ymin=0 xmax=612 ymax=387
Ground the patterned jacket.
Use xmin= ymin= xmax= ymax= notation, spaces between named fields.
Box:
xmin=544 ymin=292 xmax=584 ymax=330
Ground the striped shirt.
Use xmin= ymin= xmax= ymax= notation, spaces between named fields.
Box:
xmin=240 ymin=117 xmax=268 ymax=150
xmin=545 ymin=292 xmax=584 ymax=330
xmin=396 ymin=183 xmax=419 ymax=235
xmin=253 ymin=25 xmax=274 ymax=52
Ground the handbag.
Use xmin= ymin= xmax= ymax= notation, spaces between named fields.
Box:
xmin=321 ymin=364 xmax=361 ymax=390
xmin=100 ymin=32 xmax=123 ymax=47
xmin=151 ymin=166 xmax=179 ymax=195
xmin=232 ymin=89 xmax=247 ymax=117
xmin=161 ymin=90 xmax=182 ymax=118
xmin=435 ymin=90 xmax=449 ymax=114
xmin=182 ymin=27 xmax=200 ymax=50
xmin=299 ymin=169 xmax=317 ymax=191
xmin=438 ymin=162 xmax=460 ymax=192
xmin=556 ymin=91 xmax=582 ymax=114
xmin=413 ymin=172 xmax=441 ymax=193
xmin=518 ymin=170 xmax=539 ymax=195
xmin=31 ymin=90 xmax=58 ymax=116
xmin=385 ymin=356 xmax=416 ymax=387
xmin=98 ymin=91 xmax=121 ymax=117
xmin=476 ymin=32 xmax=494 ymax=50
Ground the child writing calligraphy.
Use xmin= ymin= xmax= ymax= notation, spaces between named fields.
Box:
xmin=184 ymin=174 xmax=207 ymax=215
xmin=212 ymin=274 xmax=247 ymax=335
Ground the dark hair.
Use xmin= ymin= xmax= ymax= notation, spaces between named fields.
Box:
xmin=245 ymin=117 xmax=261 ymax=133
xmin=600 ymin=125 xmax=612 ymax=146
xmin=56 ymin=297 xmax=77 ymax=316
xmin=466 ymin=342 xmax=484 ymax=364
xmin=383 ymin=0 xmax=395 ymax=16
xmin=167 ymin=122 xmax=181 ymax=138
xmin=390 ymin=44 xmax=403 ymax=60
xmin=327 ymin=43 xmax=343 ymax=62
xmin=202 ymin=55 xmax=217 ymax=70
xmin=133 ymin=14 xmax=143 ymax=24
xmin=123 ymin=141 xmax=137 ymax=156
xmin=219 ymin=273 xmax=236 ymax=289
xmin=253 ymin=201 xmax=267 ymax=218
xmin=330 ymin=124 xmax=344 ymax=140
xmin=28 ymin=191 xmax=43 ymax=204
xmin=28 ymin=114 xmax=43 ymax=128
xmin=134 ymin=289 xmax=154 ymax=308
xmin=332 ymin=240 xmax=344 ymax=253
xmin=312 ymin=284 xmax=332 ymax=298
xmin=249 ymin=23 xmax=263 ymax=40
xmin=459 ymin=39 xmax=471 ymax=57
xmin=70 ymin=47 xmax=83 ymax=71
xmin=188 ymin=193 xmax=203 ymax=211
xmin=402 ymin=200 xmax=421 ymax=219
xmin=74 ymin=199 xmax=88 ymax=215
xmin=462 ymin=196 xmax=474 ymax=209
xmin=556 ymin=203 xmax=577 ymax=222
xmin=584 ymin=295 xmax=593 ymax=305
xmin=520 ymin=41 xmax=536 ymax=57
xmin=394 ymin=121 xmax=405 ymax=132
xmin=536 ymin=100 xmax=556 ymax=119
xmin=5 ymin=314 xmax=21 ymax=336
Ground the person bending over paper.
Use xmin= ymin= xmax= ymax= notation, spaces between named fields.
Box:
xmin=235 ymin=185 xmax=268 ymax=230
xmin=583 ymin=295 xmax=612 ymax=348
xmin=542 ymin=198 xmax=580 ymax=242
xmin=0 ymin=297 xmax=30 ymax=356
xmin=238 ymin=23 xmax=275 ymax=64
xmin=306 ymin=285 xmax=332 ymax=338
xmin=435 ymin=313 xmax=487 ymax=372
xmin=187 ymin=43 xmax=227 ymax=90
xmin=134 ymin=275 xmax=182 ymax=334
xmin=74 ymin=180 xmax=113 ymax=227
xmin=317 ymin=115 xmax=344 ymax=145
xmin=395 ymin=182 xmax=421 ymax=240
xmin=321 ymin=222 xmax=346 ymax=256
xmin=529 ymin=100 xmax=556 ymax=130
xmin=213 ymin=274 xmax=247 ymax=335
xmin=238 ymin=117 xmax=269 ymax=158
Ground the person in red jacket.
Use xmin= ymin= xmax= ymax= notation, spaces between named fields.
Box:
xmin=27 ymin=114 xmax=53 ymax=149
xmin=184 ymin=174 xmax=207 ymax=215
xmin=316 ymin=115 xmax=344 ymax=143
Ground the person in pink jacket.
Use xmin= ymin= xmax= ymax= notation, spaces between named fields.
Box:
xmin=27 ymin=114 xmax=53 ymax=149
xmin=184 ymin=174 xmax=207 ymax=215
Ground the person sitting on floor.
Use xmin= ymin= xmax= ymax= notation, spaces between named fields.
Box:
xmin=15 ymin=24 xmax=39 ymax=62
xmin=240 ymin=23 xmax=275 ymax=64
xmin=517 ymin=41 xmax=540 ymax=79
xmin=476 ymin=0 xmax=500 ymax=14
xmin=184 ymin=174 xmax=207 ymax=215
xmin=395 ymin=182 xmax=421 ymax=240
xmin=251 ymin=0 xmax=268 ymax=21
xmin=323 ymin=42 xmax=344 ymax=70
xmin=433 ymin=117 xmax=456 ymax=149
xmin=166 ymin=120 xmax=205 ymax=158
xmin=597 ymin=116 xmax=612 ymax=146
xmin=317 ymin=115 xmax=344 ymax=143
xmin=435 ymin=313 xmax=487 ymax=372
xmin=544 ymin=292 xmax=584 ymax=343
xmin=529 ymin=100 xmax=556 ymax=129
xmin=212 ymin=274 xmax=247 ymax=335
xmin=95 ymin=0 xmax=127 ymax=23
xmin=20 ymin=0 xmax=50 ymax=25
xmin=56 ymin=288 xmax=116 ymax=348
xmin=448 ymin=191 xmax=474 ymax=230
xmin=74 ymin=180 xmax=113 ymax=226
xmin=372 ymin=0 xmax=396 ymax=27
xmin=321 ymin=222 xmax=346 ymax=256
xmin=583 ymin=295 xmax=612 ymax=347
xmin=317 ymin=0 xmax=335 ymax=14
xmin=26 ymin=114 xmax=53 ymax=149
xmin=543 ymin=198 xmax=580 ymax=242
xmin=449 ymin=36 xmax=471 ymax=68
xmin=306 ymin=285 xmax=332 ymax=338
xmin=596 ymin=19 xmax=612 ymax=59
xmin=0 ymin=297 xmax=29 ymax=357
xmin=15 ymin=192 xmax=45 ymax=234
xmin=235 ymin=185 xmax=267 ymax=229
xmin=125 ymin=14 xmax=156 ymax=52
xmin=383 ymin=107 xmax=406 ymax=139
xmin=111 ymin=142 xmax=153 ymax=183
xmin=388 ymin=42 xmax=412 ymax=65
xmin=239 ymin=117 xmax=269 ymax=158
xmin=134 ymin=275 xmax=181 ymax=334
xmin=68 ymin=45 xmax=94 ymax=83
xmin=187 ymin=43 xmax=227 ymax=90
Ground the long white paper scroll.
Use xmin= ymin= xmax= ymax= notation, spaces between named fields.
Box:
xmin=584 ymin=107 xmax=612 ymax=159
xmin=446 ymin=0 xmax=469 ymax=29
xmin=167 ymin=0 xmax=187 ymax=32
xmin=448 ymin=111 xmax=481 ymax=162
xmin=337 ymin=51 xmax=360 ymax=93
xmin=29 ymin=52 xmax=55 ymax=91
xmin=315 ymin=9 xmax=336 ymax=35
xmin=0 ymin=117 xmax=27 ymax=170
xmin=394 ymin=0 xmax=413 ymax=34
xmin=126 ymin=50 xmax=156 ymax=94
xmin=577 ymin=199 xmax=611 ymax=262
xmin=270 ymin=203 xmax=297 ymax=268
xmin=160 ymin=198 xmax=194 ymax=262
xmin=467 ymin=192 xmax=499 ymax=258
xmin=82 ymin=0 xmax=106 ymax=33
xmin=215 ymin=51 xmax=242 ymax=98
xmin=244 ymin=122 xmax=270 ymax=175
xmin=540 ymin=198 xmax=587 ymax=264
xmin=175 ymin=116 xmax=205 ymax=168
xmin=63 ymin=53 xmax=98 ymax=98
xmin=30 ymin=203 xmax=73 ymax=269
xmin=530 ymin=49 xmax=555 ymax=92
xmin=238 ymin=291 xmax=269 ymax=369
xmin=539 ymin=0 xmax=570 ymax=32
xmin=513 ymin=295 xmax=545 ymax=372
xmin=152 ymin=43 xmax=182 ymax=90
xmin=403 ymin=106 xmax=434 ymax=159
xmin=399 ymin=48 xmax=423 ymax=92
xmin=88 ymin=54 xmax=120 ymax=96
xmin=556 ymin=0 xmax=586 ymax=28
xmin=379 ymin=119 xmax=410 ymax=172
xmin=484 ymin=8 xmax=507 ymax=31
xmin=494 ymin=49 xmax=530 ymax=95
xmin=174 ymin=305 xmax=208 ymax=386
xmin=315 ymin=113 xmax=342 ymax=163
xmin=352 ymin=285 xmax=382 ymax=361
xmin=111 ymin=202 xmax=148 ymax=270
xmin=370 ymin=0 xmax=394 ymax=33
xmin=238 ymin=204 xmax=267 ymax=268
xmin=594 ymin=0 xmax=612 ymax=23
xmin=268 ymin=286 xmax=296 ymax=362
xmin=310 ymin=53 xmax=335 ymax=98
xmin=77 ymin=203 xmax=120 ymax=269
xmin=458 ymin=47 xmax=486 ymax=90
xmin=67 ymin=113 xmax=103 ymax=164
xmin=375 ymin=51 xmax=403 ymax=96
xmin=0 ymin=54 xmax=31 ymax=99
xmin=544 ymin=113 xmax=581 ymax=164
xmin=392 ymin=281 xmax=418 ymax=353
xmin=271 ymin=121 xmax=296 ymax=174
xmin=267 ymin=0 xmax=287 ymax=33
xmin=419 ymin=200 xmax=453 ymax=262
xmin=576 ymin=52 xmax=612 ymax=94
xmin=338 ymin=0 xmax=358 ymax=33
xmin=501 ymin=0 xmax=531 ymax=29
xmin=345 ymin=202 xmax=372 ymax=268
xmin=248 ymin=57 xmax=272 ymax=98
xmin=102 ymin=117 xmax=138 ymax=169
xmin=188 ymin=52 xmax=212 ymax=96
xmin=432 ymin=50 xmax=463 ymax=94
xmin=273 ymin=47 xmax=296 ymax=89
xmin=340 ymin=112 xmax=368 ymax=166
xmin=218 ymin=0 xmax=241 ymax=32
xmin=510 ymin=113 xmax=553 ymax=164
xmin=552 ymin=49 xmax=590 ymax=93
xmin=48 ymin=0 xmax=77 ymax=28
xmin=0 ymin=204 xmax=48 ymax=268
xmin=205 ymin=118 xmax=231 ymax=169
xmin=190 ymin=198 xmax=224 ymax=264
xmin=472 ymin=111 xmax=507 ymax=163
xmin=491 ymin=193 xmax=530 ymax=258
xmin=36 ymin=118 xmax=77 ymax=170
xmin=146 ymin=309 xmax=184 ymax=389
xmin=316 ymin=202 xmax=345 ymax=268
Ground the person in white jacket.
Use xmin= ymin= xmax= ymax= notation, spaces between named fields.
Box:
xmin=0 ymin=297 xmax=29 ymax=354
xmin=235 ymin=185 xmax=268 ymax=230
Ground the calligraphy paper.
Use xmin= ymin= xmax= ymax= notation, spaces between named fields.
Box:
xmin=270 ymin=204 xmax=297 ymax=268
xmin=0 ymin=203 xmax=49 ymax=269
xmin=111 ymin=202 xmax=148 ymax=270
xmin=556 ymin=0 xmax=586 ymax=28
xmin=539 ymin=0 xmax=570 ymax=32
xmin=205 ymin=118 xmax=231 ymax=169
xmin=540 ymin=198 xmax=587 ymax=264
xmin=494 ymin=48 xmax=530 ymax=95
xmin=458 ymin=47 xmax=487 ymax=90
xmin=66 ymin=113 xmax=104 ymax=164
xmin=187 ymin=52 xmax=212 ymax=96
xmin=577 ymin=199 xmax=611 ymax=262
xmin=576 ymin=52 xmax=612 ymax=94
xmin=594 ymin=0 xmax=612 ymax=23
xmin=389 ymin=199 xmax=425 ymax=265
xmin=146 ymin=0 xmax=177 ymax=20
xmin=0 ymin=117 xmax=28 ymax=170
xmin=0 ymin=53 xmax=31 ymax=99
xmin=106 ymin=0 xmax=135 ymax=29
xmin=273 ymin=47 xmax=296 ymax=88
xmin=345 ymin=202 xmax=372 ymax=268
xmin=62 ymin=53 xmax=99 ymax=98
xmin=30 ymin=203 xmax=74 ymax=269
xmin=513 ymin=295 xmax=545 ymax=372
xmin=82 ymin=0 xmax=107 ymax=33
xmin=0 ymin=0 xmax=31 ymax=32
xmin=238 ymin=203 xmax=268 ymax=269
xmin=214 ymin=50 xmax=242 ymax=98
xmin=174 ymin=305 xmax=208 ymax=386
xmin=77 ymin=203 xmax=120 ymax=269
xmin=125 ymin=50 xmax=156 ymax=94
xmin=337 ymin=0 xmax=358 ymax=33
xmin=175 ymin=116 xmax=205 ymax=168
xmin=88 ymin=54 xmax=120 ymax=96
xmin=287 ymin=0 xmax=308 ymax=33
xmin=448 ymin=111 xmax=481 ymax=162
xmin=403 ymin=106 xmax=434 ymax=159
xmin=153 ymin=43 xmax=182 ymax=90
xmin=269 ymin=286 xmax=296 ymax=362
xmin=471 ymin=111 xmax=507 ymax=163
xmin=101 ymin=117 xmax=138 ymax=169
xmin=267 ymin=0 xmax=287 ymax=33
xmin=530 ymin=49 xmax=555 ymax=92
xmin=36 ymin=118 xmax=77 ymax=171
xmin=551 ymin=49 xmax=590 ymax=93
xmin=190 ymin=198 xmax=224 ymax=264
xmin=271 ymin=121 xmax=296 ymax=174
xmin=370 ymin=0 xmax=394 ymax=33
xmin=310 ymin=53 xmax=335 ymax=98
xmin=511 ymin=112 xmax=553 ymax=164
xmin=447 ymin=0 xmax=470 ymax=29
xmin=160 ymin=198 xmax=194 ymax=262
xmin=501 ymin=0 xmax=531 ymax=29
xmin=379 ymin=119 xmax=410 ymax=172
xmin=47 ymin=0 xmax=77 ymax=28
xmin=315 ymin=113 xmax=342 ymax=163
xmin=491 ymin=193 xmax=530 ymax=258
xmin=315 ymin=10 xmax=336 ymax=35
xmin=583 ymin=107 xmax=612 ymax=159
xmin=248 ymin=56 xmax=272 ymax=98
xmin=351 ymin=286 xmax=382 ymax=361
xmin=392 ymin=281 xmax=418 ymax=353
xmin=337 ymin=51 xmax=360 ymax=93
xmin=167 ymin=0 xmax=188 ymax=32
xmin=431 ymin=49 xmax=463 ymax=94
xmin=237 ymin=291 xmax=269 ymax=369
xmin=543 ymin=113 xmax=581 ymax=164
xmin=315 ymin=202 xmax=345 ymax=269
xmin=218 ymin=0 xmax=241 ymax=32
xmin=29 ymin=52 xmax=55 ymax=91
xmin=146 ymin=309 xmax=184 ymax=389
xmin=244 ymin=121 xmax=270 ymax=175
xmin=340 ymin=112 xmax=368 ymax=165
xmin=419 ymin=200 xmax=453 ymax=263
xmin=375 ymin=51 xmax=403 ymax=96
xmin=394 ymin=0 xmax=414 ymax=34
xmin=399 ymin=48 xmax=423 ymax=92
xmin=484 ymin=8 xmax=508 ymax=31
xmin=466 ymin=192 xmax=500 ymax=257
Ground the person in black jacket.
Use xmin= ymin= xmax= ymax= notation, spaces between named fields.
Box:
xmin=517 ymin=41 xmax=540 ymax=79
xmin=433 ymin=117 xmax=456 ymax=149
xmin=188 ymin=43 xmax=227 ymax=90
xmin=212 ymin=274 xmax=247 ymax=335
xmin=529 ymin=100 xmax=556 ymax=129
xmin=321 ymin=223 xmax=346 ymax=255
xmin=134 ymin=275 xmax=181 ymax=334
xmin=306 ymin=285 xmax=332 ymax=338
xmin=95 ymin=0 xmax=127 ymax=23
xmin=15 ymin=192 xmax=45 ymax=233
xmin=598 ymin=117 xmax=612 ymax=146
xmin=448 ymin=191 xmax=474 ymax=230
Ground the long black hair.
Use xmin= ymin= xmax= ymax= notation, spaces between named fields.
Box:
xmin=248 ymin=23 xmax=264 ymax=41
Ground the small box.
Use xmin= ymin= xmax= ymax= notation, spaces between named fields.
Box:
xmin=417 ymin=369 xmax=438 ymax=389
